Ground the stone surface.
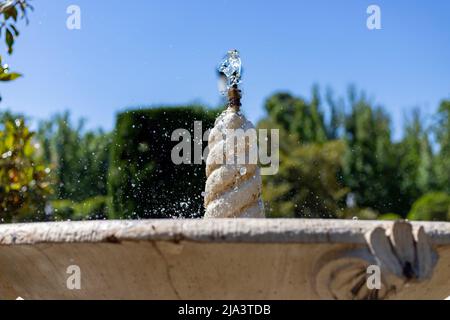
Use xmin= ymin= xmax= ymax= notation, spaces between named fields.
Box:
xmin=0 ymin=219 xmax=448 ymax=300
xmin=204 ymin=107 xmax=264 ymax=218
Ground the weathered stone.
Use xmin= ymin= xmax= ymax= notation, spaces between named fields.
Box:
xmin=0 ymin=219 xmax=448 ymax=300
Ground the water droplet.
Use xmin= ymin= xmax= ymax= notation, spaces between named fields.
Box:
xmin=239 ymin=167 xmax=247 ymax=176
xmin=2 ymin=151 xmax=12 ymax=159
xmin=180 ymin=202 xmax=189 ymax=209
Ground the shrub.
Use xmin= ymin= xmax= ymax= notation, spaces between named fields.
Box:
xmin=51 ymin=196 xmax=110 ymax=221
xmin=37 ymin=112 xmax=111 ymax=202
xmin=262 ymin=132 xmax=348 ymax=218
xmin=73 ymin=196 xmax=109 ymax=220
xmin=0 ymin=118 xmax=52 ymax=222
xmin=108 ymin=106 xmax=218 ymax=219
xmin=51 ymin=199 xmax=75 ymax=220
xmin=378 ymin=213 xmax=402 ymax=221
xmin=339 ymin=207 xmax=379 ymax=220
xmin=407 ymin=192 xmax=450 ymax=221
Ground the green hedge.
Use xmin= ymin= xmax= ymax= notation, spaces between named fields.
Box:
xmin=108 ymin=106 xmax=218 ymax=219
xmin=52 ymin=196 xmax=110 ymax=221
xmin=51 ymin=200 xmax=75 ymax=220
xmin=407 ymin=192 xmax=450 ymax=221
xmin=73 ymin=196 xmax=110 ymax=220
xmin=378 ymin=213 xmax=402 ymax=221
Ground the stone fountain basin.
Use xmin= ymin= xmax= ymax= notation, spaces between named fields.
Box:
xmin=0 ymin=219 xmax=449 ymax=300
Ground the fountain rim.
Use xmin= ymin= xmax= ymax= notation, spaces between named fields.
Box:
xmin=0 ymin=219 xmax=449 ymax=246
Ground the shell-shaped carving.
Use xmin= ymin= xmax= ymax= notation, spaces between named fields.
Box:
xmin=313 ymin=221 xmax=438 ymax=300
xmin=204 ymin=107 xmax=264 ymax=218
xmin=314 ymin=248 xmax=394 ymax=300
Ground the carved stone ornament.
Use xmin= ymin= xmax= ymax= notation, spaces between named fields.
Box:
xmin=314 ymin=220 xmax=438 ymax=300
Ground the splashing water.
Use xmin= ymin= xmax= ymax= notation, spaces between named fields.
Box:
xmin=219 ymin=49 xmax=242 ymax=89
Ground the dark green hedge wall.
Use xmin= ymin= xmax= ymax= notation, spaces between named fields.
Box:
xmin=108 ymin=106 xmax=218 ymax=219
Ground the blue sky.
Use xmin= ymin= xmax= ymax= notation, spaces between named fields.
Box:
xmin=2 ymin=0 xmax=450 ymax=139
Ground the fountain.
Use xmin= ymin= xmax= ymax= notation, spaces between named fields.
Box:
xmin=204 ymin=50 xmax=265 ymax=218
xmin=0 ymin=51 xmax=448 ymax=300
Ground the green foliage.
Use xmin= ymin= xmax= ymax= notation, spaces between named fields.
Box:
xmin=0 ymin=118 xmax=52 ymax=222
xmin=259 ymin=86 xmax=410 ymax=218
xmin=1 ymin=86 xmax=449 ymax=223
xmin=265 ymin=140 xmax=347 ymax=218
xmin=264 ymin=88 xmax=328 ymax=144
xmin=0 ymin=50 xmax=21 ymax=102
xmin=336 ymin=207 xmax=379 ymax=220
xmin=0 ymin=1 xmax=446 ymax=223
xmin=37 ymin=112 xmax=111 ymax=201
xmin=260 ymin=115 xmax=347 ymax=218
xmin=108 ymin=106 xmax=218 ymax=219
xmin=0 ymin=0 xmax=33 ymax=54
xmin=51 ymin=196 xmax=110 ymax=221
xmin=378 ymin=213 xmax=402 ymax=221
xmin=407 ymin=192 xmax=450 ymax=222
xmin=259 ymin=86 xmax=450 ymax=220
xmin=342 ymin=88 xmax=402 ymax=215
xmin=51 ymin=199 xmax=74 ymax=220
xmin=397 ymin=109 xmax=434 ymax=212
xmin=73 ymin=196 xmax=109 ymax=220
xmin=0 ymin=0 xmax=33 ymax=100
xmin=434 ymin=100 xmax=450 ymax=193
xmin=0 ymin=59 xmax=20 ymax=81
xmin=351 ymin=208 xmax=379 ymax=220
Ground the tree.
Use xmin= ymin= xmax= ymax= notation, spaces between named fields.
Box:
xmin=264 ymin=87 xmax=328 ymax=144
xmin=325 ymin=88 xmax=345 ymax=140
xmin=397 ymin=109 xmax=434 ymax=211
xmin=259 ymin=105 xmax=347 ymax=218
xmin=407 ymin=192 xmax=450 ymax=221
xmin=342 ymin=87 xmax=402 ymax=215
xmin=108 ymin=106 xmax=217 ymax=219
xmin=434 ymin=100 xmax=450 ymax=193
xmin=0 ymin=0 xmax=33 ymax=100
xmin=263 ymin=140 xmax=347 ymax=218
xmin=37 ymin=112 xmax=111 ymax=201
xmin=0 ymin=117 xmax=52 ymax=222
